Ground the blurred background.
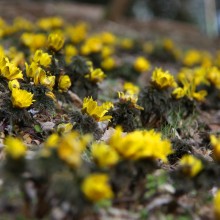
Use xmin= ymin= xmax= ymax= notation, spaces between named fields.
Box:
xmin=0 ymin=0 xmax=219 ymax=47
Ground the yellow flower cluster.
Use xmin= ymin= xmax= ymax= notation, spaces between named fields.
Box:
xmin=172 ymin=67 xmax=209 ymax=101
xmin=182 ymin=49 xmax=213 ymax=67
xmin=109 ymin=127 xmax=172 ymax=162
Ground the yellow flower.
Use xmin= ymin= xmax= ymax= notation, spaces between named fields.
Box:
xmin=34 ymin=68 xmax=55 ymax=90
xmin=101 ymin=46 xmax=114 ymax=58
xmin=183 ymin=49 xmax=201 ymax=66
xmin=32 ymin=50 xmax=51 ymax=67
xmin=80 ymin=36 xmax=102 ymax=55
xmin=151 ymin=68 xmax=177 ymax=89
xmin=118 ymin=92 xmax=143 ymax=110
xmin=47 ymin=33 xmax=65 ymax=52
xmin=101 ymin=32 xmax=116 ymax=44
xmin=66 ymin=22 xmax=88 ymax=44
xmin=58 ymin=132 xmax=91 ymax=168
xmin=57 ymin=123 xmax=73 ymax=134
xmin=25 ymin=62 xmax=39 ymax=78
xmin=85 ymin=68 xmax=106 ymax=83
xmin=20 ymin=33 xmax=47 ymax=51
xmin=206 ymin=66 xmax=220 ymax=89
xmin=64 ymin=44 xmax=78 ymax=64
xmin=210 ymin=135 xmax=220 ymax=162
xmin=143 ymin=42 xmax=154 ymax=54
xmin=192 ymin=90 xmax=207 ymax=102
xmin=81 ymin=173 xmax=113 ymax=202
xmin=179 ymin=155 xmax=203 ymax=177
xmin=120 ymin=38 xmax=134 ymax=50
xmin=8 ymin=79 xmax=20 ymax=91
xmin=58 ymin=75 xmax=71 ymax=92
xmin=46 ymin=91 xmax=56 ymax=101
xmin=178 ymin=76 xmax=207 ymax=102
xmin=11 ymin=88 xmax=35 ymax=108
xmin=123 ymin=82 xmax=140 ymax=95
xmin=44 ymin=133 xmax=60 ymax=148
xmin=133 ymin=56 xmax=151 ymax=73
xmin=37 ymin=17 xmax=64 ymax=30
xmin=1 ymin=62 xmax=23 ymax=80
xmin=4 ymin=136 xmax=26 ymax=159
xmin=163 ymin=38 xmax=174 ymax=51
xmin=172 ymin=87 xmax=186 ymax=99
xmin=101 ymin=57 xmax=116 ymax=71
xmin=91 ymin=142 xmax=119 ymax=168
xmin=214 ymin=190 xmax=220 ymax=220
xmin=82 ymin=97 xmax=113 ymax=122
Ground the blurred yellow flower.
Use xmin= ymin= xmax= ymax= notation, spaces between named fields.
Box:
xmin=183 ymin=49 xmax=201 ymax=66
xmin=101 ymin=57 xmax=116 ymax=71
xmin=37 ymin=17 xmax=63 ymax=30
xmin=85 ymin=68 xmax=106 ymax=83
xmin=81 ymin=173 xmax=113 ymax=202
xmin=47 ymin=33 xmax=65 ymax=51
xmin=101 ymin=46 xmax=114 ymax=58
xmin=82 ymin=97 xmax=113 ymax=122
xmin=11 ymin=88 xmax=35 ymax=108
xmin=44 ymin=133 xmax=60 ymax=148
xmin=206 ymin=66 xmax=220 ymax=89
xmin=64 ymin=44 xmax=78 ymax=64
xmin=214 ymin=190 xmax=220 ymax=220
xmin=210 ymin=135 xmax=220 ymax=162
xmin=123 ymin=82 xmax=140 ymax=95
xmin=20 ymin=33 xmax=47 ymax=51
xmin=133 ymin=56 xmax=151 ymax=73
xmin=120 ymin=38 xmax=134 ymax=50
xmin=109 ymin=127 xmax=172 ymax=162
xmin=32 ymin=50 xmax=51 ymax=67
xmin=58 ymin=132 xmax=91 ymax=168
xmin=179 ymin=155 xmax=203 ymax=177
xmin=58 ymin=75 xmax=71 ymax=92
xmin=81 ymin=36 xmax=102 ymax=55
xmin=4 ymin=136 xmax=26 ymax=159
xmin=163 ymin=38 xmax=174 ymax=51
xmin=151 ymin=68 xmax=177 ymax=89
xmin=91 ymin=142 xmax=119 ymax=168
xmin=66 ymin=23 xmax=88 ymax=44
xmin=101 ymin=32 xmax=116 ymax=45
